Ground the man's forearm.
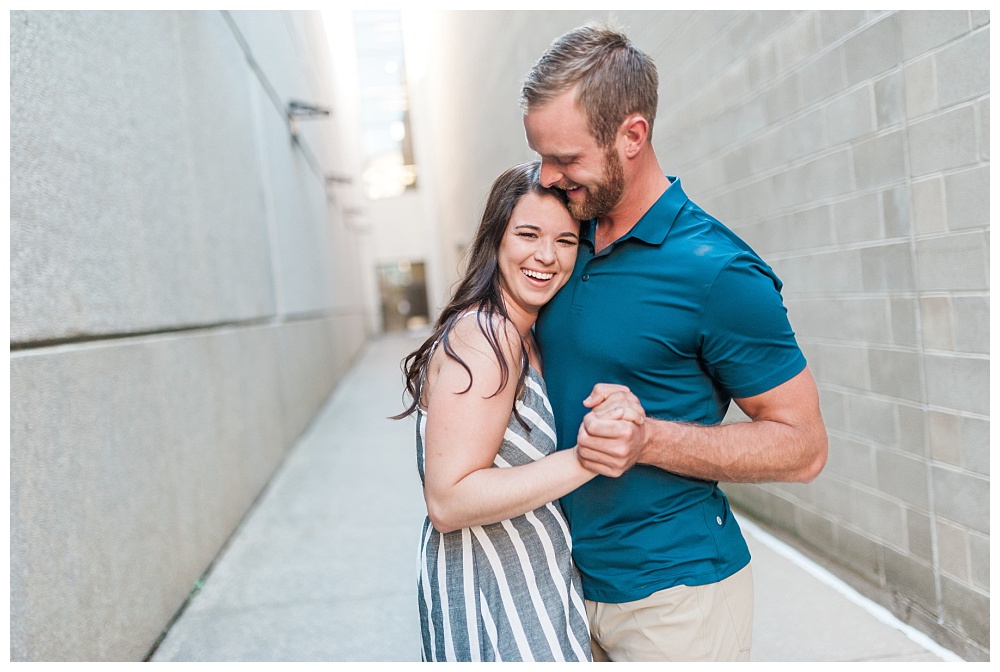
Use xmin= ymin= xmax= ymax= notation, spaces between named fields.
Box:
xmin=576 ymin=368 xmax=829 ymax=483
xmin=638 ymin=414 xmax=827 ymax=483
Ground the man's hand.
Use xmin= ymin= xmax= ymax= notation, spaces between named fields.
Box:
xmin=576 ymin=383 xmax=647 ymax=477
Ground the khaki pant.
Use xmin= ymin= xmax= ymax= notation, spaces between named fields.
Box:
xmin=586 ymin=564 xmax=754 ymax=662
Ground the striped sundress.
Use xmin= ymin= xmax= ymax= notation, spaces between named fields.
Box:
xmin=415 ymin=366 xmax=592 ymax=662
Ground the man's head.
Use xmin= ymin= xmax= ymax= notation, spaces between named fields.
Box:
xmin=520 ymin=24 xmax=658 ymax=148
xmin=521 ymin=24 xmax=657 ymax=220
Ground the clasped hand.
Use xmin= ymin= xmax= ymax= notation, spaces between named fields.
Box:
xmin=576 ymin=383 xmax=647 ymax=478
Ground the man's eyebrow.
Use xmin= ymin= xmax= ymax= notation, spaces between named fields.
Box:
xmin=536 ymin=150 xmax=576 ymax=162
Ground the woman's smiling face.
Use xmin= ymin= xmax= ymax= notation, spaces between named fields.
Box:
xmin=498 ymin=191 xmax=580 ymax=319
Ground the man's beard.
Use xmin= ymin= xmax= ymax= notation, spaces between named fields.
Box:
xmin=566 ymin=147 xmax=625 ymax=221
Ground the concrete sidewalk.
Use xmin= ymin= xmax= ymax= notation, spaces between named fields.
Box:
xmin=150 ymin=332 xmax=962 ymax=662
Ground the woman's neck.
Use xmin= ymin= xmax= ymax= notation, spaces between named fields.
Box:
xmin=501 ymin=298 xmax=537 ymax=339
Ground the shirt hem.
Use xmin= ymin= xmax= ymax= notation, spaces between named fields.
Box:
xmin=583 ymin=552 xmax=752 ymax=604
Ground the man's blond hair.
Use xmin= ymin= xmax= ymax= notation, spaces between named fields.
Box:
xmin=520 ymin=23 xmax=658 ymax=148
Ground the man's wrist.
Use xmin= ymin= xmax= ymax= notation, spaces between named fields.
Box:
xmin=636 ymin=416 xmax=664 ymax=467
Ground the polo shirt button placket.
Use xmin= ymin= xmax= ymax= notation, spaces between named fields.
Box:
xmin=581 ymin=274 xmax=590 ymax=282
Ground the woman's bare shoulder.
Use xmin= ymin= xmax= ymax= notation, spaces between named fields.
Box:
xmin=429 ymin=309 xmax=522 ymax=385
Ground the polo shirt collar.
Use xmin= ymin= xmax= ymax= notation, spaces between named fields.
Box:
xmin=582 ymin=176 xmax=687 ymax=248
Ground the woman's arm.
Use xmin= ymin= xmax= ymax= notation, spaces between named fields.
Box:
xmin=421 ymin=317 xmax=597 ymax=534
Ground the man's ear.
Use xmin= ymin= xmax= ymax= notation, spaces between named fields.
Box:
xmin=619 ymin=114 xmax=649 ymax=159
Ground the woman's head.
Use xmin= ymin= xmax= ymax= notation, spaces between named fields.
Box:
xmin=393 ymin=161 xmax=580 ymax=420
xmin=454 ymin=161 xmax=576 ymax=317
xmin=497 ymin=187 xmax=580 ymax=320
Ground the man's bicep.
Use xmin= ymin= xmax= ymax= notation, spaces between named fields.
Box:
xmin=700 ymin=257 xmax=806 ymax=399
xmin=732 ymin=366 xmax=821 ymax=426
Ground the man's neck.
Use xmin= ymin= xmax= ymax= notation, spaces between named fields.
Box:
xmin=594 ymin=166 xmax=671 ymax=253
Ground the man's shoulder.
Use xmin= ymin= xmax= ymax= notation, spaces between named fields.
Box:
xmin=659 ymin=206 xmax=752 ymax=264
xmin=670 ymin=202 xmax=764 ymax=264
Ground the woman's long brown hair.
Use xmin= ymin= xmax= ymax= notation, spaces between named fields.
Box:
xmin=392 ymin=161 xmax=570 ymax=421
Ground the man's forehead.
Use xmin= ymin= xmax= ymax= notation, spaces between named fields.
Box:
xmin=525 ymin=131 xmax=585 ymax=158
xmin=524 ymin=101 xmax=594 ymax=153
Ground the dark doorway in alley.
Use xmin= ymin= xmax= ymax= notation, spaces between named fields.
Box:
xmin=377 ymin=259 xmax=429 ymax=332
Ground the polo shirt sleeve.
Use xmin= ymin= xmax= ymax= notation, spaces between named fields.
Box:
xmin=698 ymin=254 xmax=807 ymax=399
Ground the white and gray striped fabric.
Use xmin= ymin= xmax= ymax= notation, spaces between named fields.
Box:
xmin=415 ymin=367 xmax=592 ymax=661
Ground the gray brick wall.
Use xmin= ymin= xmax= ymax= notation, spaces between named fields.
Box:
xmin=9 ymin=10 xmax=369 ymax=660
xmin=422 ymin=9 xmax=988 ymax=660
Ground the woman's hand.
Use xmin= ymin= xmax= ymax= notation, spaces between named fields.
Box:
xmin=576 ymin=384 xmax=647 ymax=477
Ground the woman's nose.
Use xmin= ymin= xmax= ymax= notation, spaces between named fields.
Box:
xmin=535 ymin=240 xmax=556 ymax=264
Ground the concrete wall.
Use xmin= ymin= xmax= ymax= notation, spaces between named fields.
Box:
xmin=10 ymin=10 xmax=369 ymax=660
xmin=418 ymin=10 xmax=989 ymax=660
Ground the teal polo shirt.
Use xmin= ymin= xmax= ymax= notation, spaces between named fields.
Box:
xmin=536 ymin=177 xmax=806 ymax=603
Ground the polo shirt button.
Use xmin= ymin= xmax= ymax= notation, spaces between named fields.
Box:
xmin=582 ymin=274 xmax=590 ymax=281
xmin=716 ymin=516 xmax=723 ymax=525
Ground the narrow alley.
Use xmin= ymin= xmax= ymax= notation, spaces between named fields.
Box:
xmin=150 ymin=332 xmax=960 ymax=662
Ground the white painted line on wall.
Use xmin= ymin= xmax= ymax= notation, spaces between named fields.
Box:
xmin=738 ymin=516 xmax=966 ymax=662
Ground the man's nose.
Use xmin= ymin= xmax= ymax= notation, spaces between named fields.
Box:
xmin=539 ymin=160 xmax=562 ymax=189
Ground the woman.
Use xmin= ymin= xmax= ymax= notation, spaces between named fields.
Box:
xmin=394 ymin=162 xmax=614 ymax=661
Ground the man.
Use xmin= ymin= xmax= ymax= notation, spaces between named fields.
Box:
xmin=521 ymin=24 xmax=828 ymax=662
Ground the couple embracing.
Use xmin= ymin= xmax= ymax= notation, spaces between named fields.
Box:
xmin=394 ymin=23 xmax=828 ymax=663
